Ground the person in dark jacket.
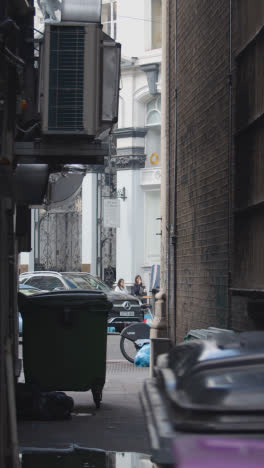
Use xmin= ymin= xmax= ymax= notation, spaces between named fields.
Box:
xmin=133 ymin=275 xmax=146 ymax=297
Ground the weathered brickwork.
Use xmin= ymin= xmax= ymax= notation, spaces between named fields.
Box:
xmin=162 ymin=0 xmax=264 ymax=341
xmin=231 ymin=0 xmax=264 ymax=332
xmin=165 ymin=0 xmax=232 ymax=342
xmin=161 ymin=0 xmax=177 ymax=340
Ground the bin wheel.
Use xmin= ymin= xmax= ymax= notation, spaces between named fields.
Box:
xmin=92 ymin=386 xmax=102 ymax=409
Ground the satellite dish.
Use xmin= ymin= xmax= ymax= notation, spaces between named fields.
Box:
xmin=47 ymin=172 xmax=84 ymax=208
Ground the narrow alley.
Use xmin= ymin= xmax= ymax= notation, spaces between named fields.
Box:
xmin=2 ymin=1 xmax=264 ymax=467
xmin=18 ymin=334 xmax=150 ymax=454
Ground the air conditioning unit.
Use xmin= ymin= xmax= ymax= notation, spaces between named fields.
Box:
xmin=40 ymin=22 xmax=121 ymax=138
xmin=101 ymin=33 xmax=121 ymax=131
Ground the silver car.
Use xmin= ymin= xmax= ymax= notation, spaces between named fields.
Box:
xmin=19 ymin=271 xmax=144 ymax=332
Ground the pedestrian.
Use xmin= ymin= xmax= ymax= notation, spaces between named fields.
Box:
xmin=115 ymin=278 xmax=128 ymax=295
xmin=133 ymin=275 xmax=146 ymax=297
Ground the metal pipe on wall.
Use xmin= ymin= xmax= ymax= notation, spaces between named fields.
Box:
xmin=227 ymin=0 xmax=233 ymax=328
xmin=96 ymin=173 xmax=99 ymax=276
xmin=100 ymin=173 xmax=103 ymax=279
xmin=167 ymin=0 xmax=172 ymax=340
xmin=172 ymin=0 xmax=178 ymax=344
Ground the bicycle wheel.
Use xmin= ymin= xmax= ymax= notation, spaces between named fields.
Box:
xmin=120 ymin=336 xmax=139 ymax=363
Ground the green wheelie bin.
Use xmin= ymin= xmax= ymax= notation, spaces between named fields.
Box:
xmin=19 ymin=290 xmax=112 ymax=408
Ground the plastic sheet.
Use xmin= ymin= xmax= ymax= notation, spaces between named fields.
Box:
xmin=16 ymin=383 xmax=74 ymax=420
xmin=37 ymin=0 xmax=62 ymax=22
xmin=134 ymin=344 xmax=150 ymax=367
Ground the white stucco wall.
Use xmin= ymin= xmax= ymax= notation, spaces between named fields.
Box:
xmin=119 ymin=65 xmax=161 ymax=129
xmin=81 ymin=173 xmax=97 ymax=275
xmin=20 ymin=252 xmax=30 ymax=270
xmin=116 ymin=170 xmax=144 ymax=286
xmin=117 ymin=0 xmax=146 ymax=57
xmin=115 ymin=14 xmax=162 ymax=290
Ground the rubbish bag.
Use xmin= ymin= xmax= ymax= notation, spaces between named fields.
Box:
xmin=16 ymin=383 xmax=74 ymax=420
xmin=134 ymin=343 xmax=150 ymax=367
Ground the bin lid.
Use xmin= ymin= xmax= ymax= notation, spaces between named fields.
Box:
xmin=19 ymin=289 xmax=112 ymax=313
xmin=185 ymin=328 xmax=236 ymax=341
xmin=184 ymin=329 xmax=210 ymax=340
xmin=165 ymin=332 xmax=264 ymax=413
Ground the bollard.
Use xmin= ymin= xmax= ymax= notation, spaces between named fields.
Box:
xmin=150 ymin=290 xmax=167 ymax=339
xmin=150 ymin=290 xmax=170 ymax=376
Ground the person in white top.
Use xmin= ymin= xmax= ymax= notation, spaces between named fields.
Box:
xmin=115 ymin=278 xmax=128 ymax=295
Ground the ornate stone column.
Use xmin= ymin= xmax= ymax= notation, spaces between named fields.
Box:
xmin=112 ymin=127 xmax=147 ymax=170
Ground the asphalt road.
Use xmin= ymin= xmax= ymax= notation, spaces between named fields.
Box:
xmin=106 ymin=333 xmax=125 ymax=361
xmin=18 ymin=333 xmax=150 ymax=454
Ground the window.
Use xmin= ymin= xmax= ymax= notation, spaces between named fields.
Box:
xmin=102 ymin=0 xmax=117 ymax=40
xmin=151 ymin=0 xmax=162 ymax=49
xmin=146 ymin=96 xmax=161 ymax=126
xmin=25 ymin=276 xmax=65 ymax=291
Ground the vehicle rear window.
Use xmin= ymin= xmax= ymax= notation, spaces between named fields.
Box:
xmin=25 ymin=276 xmax=64 ymax=291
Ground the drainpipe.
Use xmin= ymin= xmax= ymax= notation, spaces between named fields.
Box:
xmin=96 ymin=173 xmax=99 ymax=276
xmin=227 ymin=0 xmax=233 ymax=328
xmin=149 ymin=0 xmax=172 ymax=373
xmin=36 ymin=212 xmax=49 ymax=269
xmin=167 ymin=0 xmax=172 ymax=340
xmin=170 ymin=0 xmax=178 ymax=344
xmin=100 ymin=174 xmax=103 ymax=279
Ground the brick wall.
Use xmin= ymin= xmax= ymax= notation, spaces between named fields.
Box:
xmin=162 ymin=0 xmax=264 ymax=342
xmin=231 ymin=0 xmax=264 ymax=332
xmin=166 ymin=0 xmax=231 ymax=342
xmin=161 ymin=0 xmax=177 ymax=341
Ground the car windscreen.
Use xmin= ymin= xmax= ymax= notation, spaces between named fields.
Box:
xmin=62 ymin=274 xmax=111 ymax=292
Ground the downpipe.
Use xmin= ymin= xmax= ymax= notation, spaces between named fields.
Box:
xmin=172 ymin=0 xmax=178 ymax=344
xmin=227 ymin=0 xmax=233 ymax=328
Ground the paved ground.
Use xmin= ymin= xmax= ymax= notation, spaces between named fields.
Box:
xmin=18 ymin=334 xmax=150 ymax=454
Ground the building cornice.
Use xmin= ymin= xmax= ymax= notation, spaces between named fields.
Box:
xmin=113 ymin=127 xmax=148 ymax=139
xmin=112 ymin=147 xmax=146 ymax=170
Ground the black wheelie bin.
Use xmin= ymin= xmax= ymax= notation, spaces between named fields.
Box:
xmin=184 ymin=327 xmax=236 ymax=341
xmin=19 ymin=290 xmax=112 ymax=408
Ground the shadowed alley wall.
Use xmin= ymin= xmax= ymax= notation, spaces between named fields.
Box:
xmin=162 ymin=0 xmax=264 ymax=342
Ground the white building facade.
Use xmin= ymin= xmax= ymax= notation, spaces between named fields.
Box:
xmin=102 ymin=0 xmax=162 ymax=291
xmin=20 ymin=0 xmax=162 ymax=292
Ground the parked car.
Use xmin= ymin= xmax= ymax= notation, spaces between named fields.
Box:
xmin=19 ymin=271 xmax=144 ymax=332
xmin=18 ymin=283 xmax=46 ymax=336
